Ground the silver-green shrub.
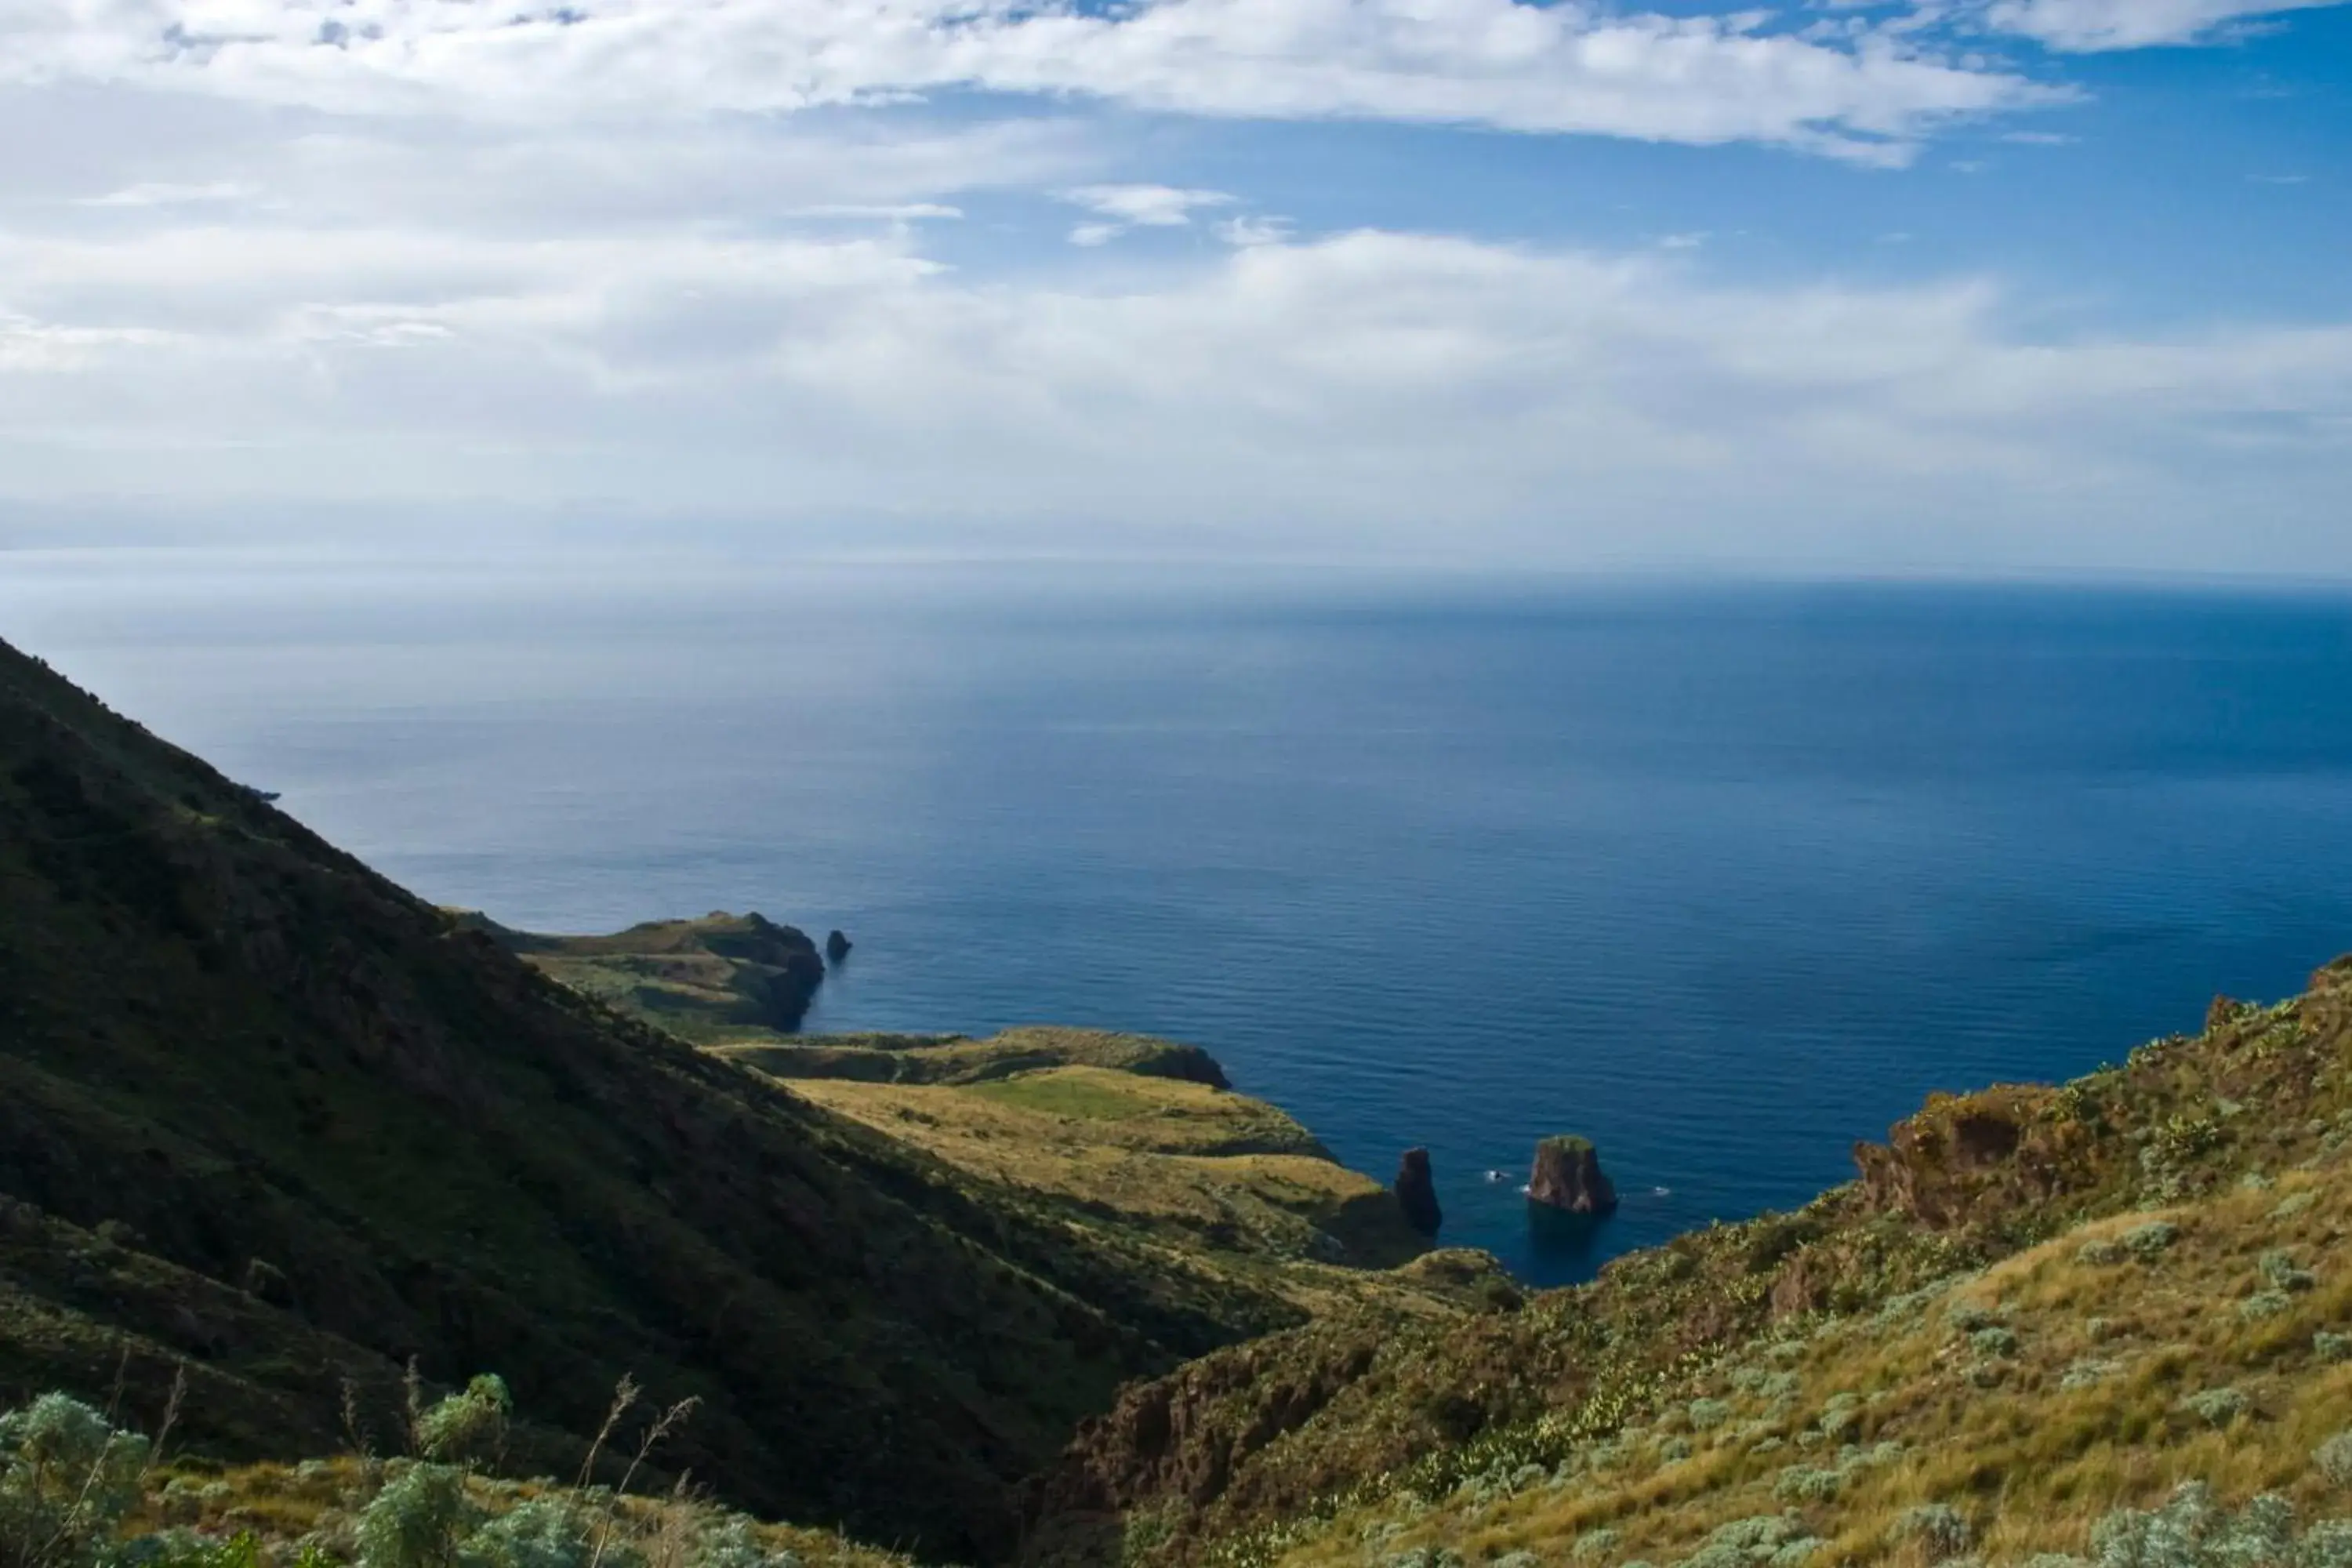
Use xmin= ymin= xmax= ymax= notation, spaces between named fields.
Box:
xmin=2180 ymin=1389 xmax=2249 ymax=1428
xmin=2261 ymin=1251 xmax=2319 ymax=1294
xmin=0 ymin=1395 xmax=152 ymax=1568
xmin=415 ymin=1380 xmax=512 ymax=1470
xmin=357 ymin=1464 xmax=477 ymax=1568
xmin=459 ymin=1497 xmax=598 ymax=1568
xmin=2082 ymin=1482 xmax=2352 ymax=1566
xmin=2317 ymin=1433 xmax=2352 ymax=1489
xmin=1896 ymin=1504 xmax=1972 ymax=1562
xmin=1675 ymin=1514 xmax=1817 ymax=1568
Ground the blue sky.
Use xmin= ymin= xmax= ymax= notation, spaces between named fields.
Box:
xmin=1 ymin=0 xmax=2348 ymax=573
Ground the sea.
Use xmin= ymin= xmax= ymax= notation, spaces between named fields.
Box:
xmin=12 ymin=550 xmax=2352 ymax=1287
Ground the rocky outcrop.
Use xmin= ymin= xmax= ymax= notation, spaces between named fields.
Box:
xmin=826 ymin=929 xmax=854 ymax=964
xmin=1394 ymin=1148 xmax=1442 ymax=1236
xmin=1853 ymin=1084 xmax=2072 ymax=1229
xmin=1527 ymin=1135 xmax=1617 ymax=1215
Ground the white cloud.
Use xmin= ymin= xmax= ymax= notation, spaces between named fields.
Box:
xmin=76 ymin=180 xmax=258 ymax=209
xmin=1062 ymin=184 xmax=1233 ymax=244
xmin=1216 ymin=214 xmax=1294 ymax=248
xmin=1980 ymin=0 xmax=2350 ymax=49
xmin=0 ymin=0 xmax=2062 ymax=162
xmin=2 ymin=210 xmax=2347 ymax=571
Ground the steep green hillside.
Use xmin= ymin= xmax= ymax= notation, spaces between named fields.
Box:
xmin=0 ymin=635 xmax=1315 ymax=1559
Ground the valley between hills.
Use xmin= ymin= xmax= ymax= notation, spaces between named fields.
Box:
xmin=8 ymin=630 xmax=2352 ymax=1568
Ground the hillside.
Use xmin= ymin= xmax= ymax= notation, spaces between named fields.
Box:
xmin=485 ymin=943 xmax=1460 ymax=1323
xmin=15 ymin=627 xmax=2352 ymax=1568
xmin=1025 ymin=975 xmax=2352 ymax=1565
xmin=0 ymin=633 xmax=1380 ymax=1559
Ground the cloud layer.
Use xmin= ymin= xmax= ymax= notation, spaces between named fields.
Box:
xmin=0 ymin=0 xmax=2067 ymax=161
xmin=4 ymin=183 xmax=2347 ymax=568
xmin=1980 ymin=0 xmax=2350 ymax=49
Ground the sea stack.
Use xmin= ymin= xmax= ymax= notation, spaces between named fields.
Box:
xmin=1527 ymin=1134 xmax=1618 ymax=1216
xmin=1395 ymin=1147 xmax=1443 ymax=1236
xmin=826 ymin=929 xmax=854 ymax=964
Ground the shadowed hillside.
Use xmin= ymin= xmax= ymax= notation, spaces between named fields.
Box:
xmin=0 ymin=635 xmax=1322 ymax=1559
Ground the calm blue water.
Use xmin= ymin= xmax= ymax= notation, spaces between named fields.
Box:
xmin=10 ymin=554 xmax=2352 ymax=1287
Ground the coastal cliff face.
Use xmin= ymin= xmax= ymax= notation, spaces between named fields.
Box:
xmin=466 ymin=909 xmax=830 ymax=1033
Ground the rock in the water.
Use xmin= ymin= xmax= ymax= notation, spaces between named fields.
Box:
xmin=1527 ymin=1134 xmax=1617 ymax=1215
xmin=826 ymin=929 xmax=854 ymax=964
xmin=1395 ymin=1147 xmax=1443 ymax=1236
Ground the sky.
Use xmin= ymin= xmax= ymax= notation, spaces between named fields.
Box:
xmin=2 ymin=0 xmax=2349 ymax=573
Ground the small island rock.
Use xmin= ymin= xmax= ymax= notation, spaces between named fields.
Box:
xmin=1527 ymin=1134 xmax=1618 ymax=1216
xmin=1395 ymin=1147 xmax=1443 ymax=1236
xmin=826 ymin=929 xmax=854 ymax=964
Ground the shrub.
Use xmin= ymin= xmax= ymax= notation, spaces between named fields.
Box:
xmin=2272 ymin=1192 xmax=2318 ymax=1220
xmin=1773 ymin=1467 xmax=1841 ymax=1504
xmin=2180 ymin=1388 xmax=2249 ymax=1428
xmin=1970 ymin=1327 xmax=2020 ymax=1357
xmin=2122 ymin=1223 xmax=2180 ymax=1261
xmin=2082 ymin=1483 xmax=2352 ymax=1566
xmin=415 ymin=1378 xmax=512 ymax=1469
xmin=460 ymin=1497 xmax=597 ymax=1568
xmin=1571 ymin=1528 xmax=1620 ymax=1560
xmin=1686 ymin=1399 xmax=1731 ymax=1432
xmin=2318 ymin=1433 xmax=2352 ymax=1488
xmin=111 ymin=1532 xmax=266 ymax=1568
xmin=2062 ymin=1359 xmax=2122 ymax=1391
xmin=357 ymin=1463 xmax=476 ymax=1568
xmin=2260 ymin=1250 xmax=2318 ymax=1293
xmin=1895 ymin=1504 xmax=1972 ymax=1562
xmin=0 ymin=1394 xmax=153 ymax=1568
xmin=2241 ymin=1290 xmax=2295 ymax=1322
xmin=1680 ymin=1514 xmax=1818 ymax=1568
xmin=2078 ymin=1240 xmax=2128 ymax=1267
xmin=1946 ymin=1305 xmax=2003 ymax=1334
xmin=2319 ymin=1333 xmax=2352 ymax=1364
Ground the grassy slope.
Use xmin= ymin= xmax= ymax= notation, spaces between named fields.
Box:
xmin=0 ymin=634 xmax=1330 ymax=1561
xmin=528 ymin=960 xmax=1470 ymax=1328
xmin=1028 ymin=972 xmax=2352 ymax=1565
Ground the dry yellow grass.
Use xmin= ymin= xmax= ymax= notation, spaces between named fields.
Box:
xmin=1267 ymin=1152 xmax=2352 ymax=1566
xmin=779 ymin=1065 xmax=1475 ymax=1320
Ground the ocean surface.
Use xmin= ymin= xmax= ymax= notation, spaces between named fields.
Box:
xmin=12 ymin=553 xmax=2352 ymax=1287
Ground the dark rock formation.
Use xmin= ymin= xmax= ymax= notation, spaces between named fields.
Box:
xmin=826 ymin=929 xmax=854 ymax=964
xmin=1526 ymin=1135 xmax=1617 ymax=1215
xmin=1394 ymin=1147 xmax=1442 ymax=1236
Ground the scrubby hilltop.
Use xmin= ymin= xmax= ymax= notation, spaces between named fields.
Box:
xmin=0 ymin=634 xmax=1348 ymax=1559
